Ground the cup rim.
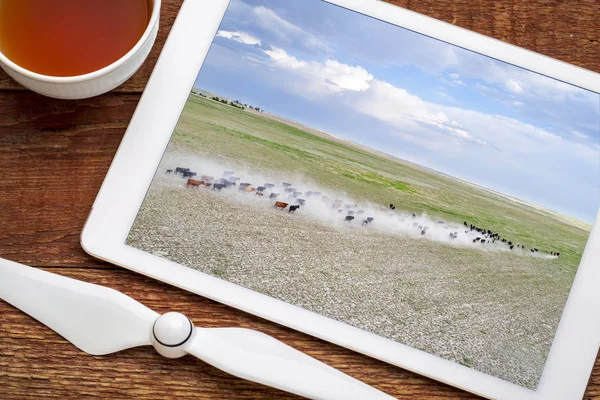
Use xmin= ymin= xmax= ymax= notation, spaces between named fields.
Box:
xmin=0 ymin=0 xmax=161 ymax=83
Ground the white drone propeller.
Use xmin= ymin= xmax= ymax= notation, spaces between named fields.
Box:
xmin=0 ymin=258 xmax=394 ymax=400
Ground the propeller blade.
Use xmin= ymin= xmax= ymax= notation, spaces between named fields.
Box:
xmin=185 ymin=327 xmax=394 ymax=400
xmin=0 ymin=258 xmax=158 ymax=355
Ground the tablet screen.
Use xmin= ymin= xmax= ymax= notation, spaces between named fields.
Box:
xmin=126 ymin=0 xmax=600 ymax=390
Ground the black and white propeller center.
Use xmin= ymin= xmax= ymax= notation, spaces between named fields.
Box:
xmin=152 ymin=312 xmax=194 ymax=358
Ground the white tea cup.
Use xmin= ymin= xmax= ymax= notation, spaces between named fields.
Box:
xmin=0 ymin=0 xmax=161 ymax=100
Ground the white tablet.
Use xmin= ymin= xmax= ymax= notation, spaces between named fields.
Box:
xmin=81 ymin=0 xmax=600 ymax=398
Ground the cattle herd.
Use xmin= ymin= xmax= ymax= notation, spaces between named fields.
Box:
xmin=168 ymin=166 xmax=377 ymax=224
xmin=460 ymin=220 xmax=559 ymax=257
xmin=167 ymin=166 xmax=560 ymax=258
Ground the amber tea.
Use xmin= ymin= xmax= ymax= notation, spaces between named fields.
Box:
xmin=0 ymin=0 xmax=151 ymax=77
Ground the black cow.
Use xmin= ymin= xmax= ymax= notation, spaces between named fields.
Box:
xmin=182 ymin=171 xmax=197 ymax=178
xmin=510 ymin=245 xmax=514 ymax=250
xmin=289 ymin=205 xmax=300 ymax=213
xmin=213 ymin=183 xmax=226 ymax=191
xmin=362 ymin=217 xmax=374 ymax=226
xmin=389 ymin=204 xmax=396 ymax=210
xmin=264 ymin=183 xmax=275 ymax=189
xmin=344 ymin=215 xmax=355 ymax=222
xmin=284 ymin=187 xmax=295 ymax=193
xmin=282 ymin=182 xmax=292 ymax=188
xmin=166 ymin=169 xmax=173 ymax=174
xmin=256 ymin=186 xmax=266 ymax=193
xmin=175 ymin=167 xmax=190 ymax=175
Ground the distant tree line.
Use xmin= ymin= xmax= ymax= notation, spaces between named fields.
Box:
xmin=209 ymin=96 xmax=263 ymax=113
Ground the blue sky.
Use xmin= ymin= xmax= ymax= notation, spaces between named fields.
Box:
xmin=193 ymin=0 xmax=600 ymax=223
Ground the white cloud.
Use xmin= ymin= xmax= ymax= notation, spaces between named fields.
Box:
xmin=569 ymin=129 xmax=588 ymax=139
xmin=252 ymin=6 xmax=332 ymax=55
xmin=216 ymin=30 xmax=261 ymax=46
xmin=264 ymin=47 xmax=373 ymax=93
xmin=505 ymin=79 xmax=524 ymax=94
xmin=264 ymin=47 xmax=306 ymax=69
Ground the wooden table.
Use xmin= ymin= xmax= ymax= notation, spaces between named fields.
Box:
xmin=1 ymin=1 xmax=598 ymax=398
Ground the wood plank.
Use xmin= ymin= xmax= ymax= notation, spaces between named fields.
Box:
xmin=0 ymin=0 xmax=598 ymax=92
xmin=0 ymin=93 xmax=138 ymax=267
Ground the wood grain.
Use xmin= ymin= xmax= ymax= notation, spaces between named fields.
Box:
xmin=0 ymin=0 xmax=598 ymax=399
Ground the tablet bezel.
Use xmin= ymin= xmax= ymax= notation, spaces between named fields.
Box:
xmin=81 ymin=0 xmax=600 ymax=398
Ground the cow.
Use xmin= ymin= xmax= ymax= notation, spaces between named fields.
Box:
xmin=284 ymin=187 xmax=295 ymax=193
xmin=510 ymin=245 xmax=514 ymax=250
xmin=449 ymin=232 xmax=458 ymax=240
xmin=296 ymin=198 xmax=306 ymax=206
xmin=264 ymin=183 xmax=275 ymax=189
xmin=239 ymin=183 xmax=251 ymax=190
xmin=223 ymin=170 xmax=234 ymax=176
xmin=534 ymin=248 xmax=539 ymax=252
xmin=338 ymin=209 xmax=344 ymax=213
xmin=224 ymin=180 xmax=236 ymax=188
xmin=182 ymin=171 xmax=197 ymax=178
xmin=257 ymin=186 xmax=266 ymax=193
xmin=356 ymin=210 xmax=365 ymax=215
xmin=282 ymin=182 xmax=292 ymax=188
xmin=244 ymin=186 xmax=256 ymax=193
xmin=229 ymin=176 xmax=240 ymax=182
xmin=274 ymin=201 xmax=288 ymax=210
xmin=201 ymin=175 xmax=214 ymax=182
xmin=270 ymin=193 xmax=280 ymax=199
xmin=213 ymin=183 xmax=226 ymax=191
xmin=344 ymin=215 xmax=355 ymax=222
xmin=166 ymin=169 xmax=173 ymax=174
xmin=175 ymin=167 xmax=190 ymax=175
xmin=293 ymin=191 xmax=302 ymax=198
xmin=362 ymin=217 xmax=374 ymax=226
xmin=289 ymin=205 xmax=300 ymax=213
xmin=186 ymin=179 xmax=203 ymax=188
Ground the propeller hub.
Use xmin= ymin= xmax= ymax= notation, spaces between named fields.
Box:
xmin=151 ymin=312 xmax=194 ymax=358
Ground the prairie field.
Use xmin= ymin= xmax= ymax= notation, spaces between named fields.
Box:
xmin=128 ymin=93 xmax=592 ymax=389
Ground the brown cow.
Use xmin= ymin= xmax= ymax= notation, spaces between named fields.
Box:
xmin=186 ymin=179 xmax=203 ymax=188
xmin=274 ymin=201 xmax=288 ymax=210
